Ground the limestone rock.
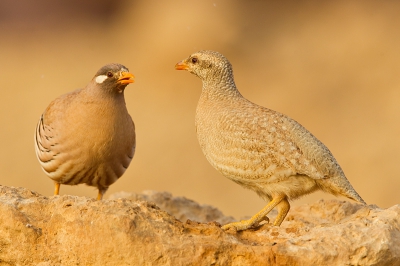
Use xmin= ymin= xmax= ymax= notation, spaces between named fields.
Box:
xmin=0 ymin=185 xmax=399 ymax=265
xmin=109 ymin=190 xmax=235 ymax=225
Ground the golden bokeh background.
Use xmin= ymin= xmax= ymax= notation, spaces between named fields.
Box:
xmin=1 ymin=1 xmax=399 ymax=218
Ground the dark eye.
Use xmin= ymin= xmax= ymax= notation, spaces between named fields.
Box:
xmin=191 ymin=57 xmax=198 ymax=64
xmin=107 ymin=72 xmax=113 ymax=78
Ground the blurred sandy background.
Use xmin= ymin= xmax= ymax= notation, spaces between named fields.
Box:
xmin=0 ymin=1 xmax=399 ymax=218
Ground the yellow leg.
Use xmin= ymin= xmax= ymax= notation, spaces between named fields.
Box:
xmin=273 ymin=198 xmax=290 ymax=226
xmin=54 ymin=182 xmax=60 ymax=196
xmin=96 ymin=187 xmax=109 ymax=200
xmin=221 ymin=195 xmax=288 ymax=231
xmin=96 ymin=190 xmax=103 ymax=201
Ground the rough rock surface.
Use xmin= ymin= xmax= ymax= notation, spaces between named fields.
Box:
xmin=109 ymin=190 xmax=236 ymax=225
xmin=0 ymin=185 xmax=399 ymax=266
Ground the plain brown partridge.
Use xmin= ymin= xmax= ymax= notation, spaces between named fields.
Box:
xmin=35 ymin=63 xmax=136 ymax=200
xmin=175 ymin=50 xmax=366 ymax=231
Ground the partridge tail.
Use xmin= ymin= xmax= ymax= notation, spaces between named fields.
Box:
xmin=317 ymin=176 xmax=366 ymax=205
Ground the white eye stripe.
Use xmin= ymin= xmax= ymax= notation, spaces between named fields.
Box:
xmin=95 ymin=75 xmax=108 ymax=84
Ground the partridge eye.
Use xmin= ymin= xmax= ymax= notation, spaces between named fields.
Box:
xmin=107 ymin=72 xmax=113 ymax=78
xmin=191 ymin=57 xmax=198 ymax=64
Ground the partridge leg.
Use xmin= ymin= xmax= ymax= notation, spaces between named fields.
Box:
xmin=221 ymin=194 xmax=287 ymax=231
xmin=96 ymin=190 xmax=103 ymax=201
xmin=273 ymin=197 xmax=290 ymax=226
xmin=54 ymin=182 xmax=60 ymax=196
xmin=96 ymin=187 xmax=109 ymax=201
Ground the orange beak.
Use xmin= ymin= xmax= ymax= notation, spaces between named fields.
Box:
xmin=118 ymin=72 xmax=135 ymax=85
xmin=175 ymin=61 xmax=189 ymax=70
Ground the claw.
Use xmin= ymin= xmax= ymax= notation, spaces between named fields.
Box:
xmin=221 ymin=195 xmax=288 ymax=232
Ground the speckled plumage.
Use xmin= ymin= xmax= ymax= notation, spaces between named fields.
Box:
xmin=35 ymin=63 xmax=136 ymax=200
xmin=176 ymin=50 xmax=366 ymax=231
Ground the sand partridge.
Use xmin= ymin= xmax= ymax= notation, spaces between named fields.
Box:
xmin=35 ymin=63 xmax=136 ymax=200
xmin=175 ymin=50 xmax=366 ymax=231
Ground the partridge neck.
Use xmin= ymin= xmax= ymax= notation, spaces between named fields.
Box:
xmin=85 ymin=82 xmax=126 ymax=103
xmin=202 ymin=77 xmax=243 ymax=102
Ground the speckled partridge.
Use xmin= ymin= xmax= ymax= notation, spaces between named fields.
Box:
xmin=175 ymin=50 xmax=366 ymax=231
xmin=35 ymin=63 xmax=136 ymax=200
